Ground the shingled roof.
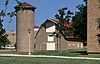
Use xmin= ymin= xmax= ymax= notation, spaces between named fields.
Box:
xmin=45 ymin=19 xmax=73 ymax=27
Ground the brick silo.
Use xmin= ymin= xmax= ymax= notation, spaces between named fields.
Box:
xmin=14 ymin=2 xmax=36 ymax=53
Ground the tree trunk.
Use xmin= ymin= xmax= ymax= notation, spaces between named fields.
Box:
xmin=4 ymin=45 xmax=5 ymax=50
xmin=57 ymin=37 xmax=58 ymax=51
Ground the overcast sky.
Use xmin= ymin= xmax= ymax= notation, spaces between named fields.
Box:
xmin=0 ymin=0 xmax=84 ymax=32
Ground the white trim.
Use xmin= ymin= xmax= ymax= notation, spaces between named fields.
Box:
xmin=34 ymin=28 xmax=39 ymax=31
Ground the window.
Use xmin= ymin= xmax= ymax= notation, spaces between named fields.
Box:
xmin=69 ymin=44 xmax=71 ymax=46
xmin=77 ymin=44 xmax=80 ymax=47
xmin=12 ymin=34 xmax=14 ymax=36
xmin=47 ymin=43 xmax=55 ymax=50
xmin=47 ymin=34 xmax=54 ymax=41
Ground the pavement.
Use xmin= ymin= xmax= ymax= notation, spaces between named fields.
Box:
xmin=0 ymin=54 xmax=100 ymax=60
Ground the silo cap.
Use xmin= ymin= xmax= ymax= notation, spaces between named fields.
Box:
xmin=14 ymin=2 xmax=36 ymax=11
xmin=21 ymin=2 xmax=36 ymax=8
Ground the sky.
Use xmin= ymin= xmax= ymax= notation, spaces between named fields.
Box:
xmin=0 ymin=0 xmax=84 ymax=32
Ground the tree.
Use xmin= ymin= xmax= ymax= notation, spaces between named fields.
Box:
xmin=54 ymin=7 xmax=73 ymax=50
xmin=55 ymin=7 xmax=73 ymax=37
xmin=0 ymin=0 xmax=13 ymax=48
xmin=0 ymin=18 xmax=10 ymax=49
xmin=72 ymin=0 xmax=87 ymax=42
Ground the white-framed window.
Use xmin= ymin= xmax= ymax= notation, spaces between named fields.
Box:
xmin=72 ymin=44 xmax=75 ymax=46
xmin=77 ymin=44 xmax=80 ymax=47
xmin=47 ymin=34 xmax=54 ymax=41
xmin=47 ymin=43 xmax=55 ymax=50
xmin=69 ymin=44 xmax=71 ymax=46
xmin=81 ymin=43 xmax=83 ymax=48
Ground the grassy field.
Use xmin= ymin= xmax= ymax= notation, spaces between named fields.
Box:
xmin=33 ymin=49 xmax=87 ymax=56
xmin=33 ymin=49 xmax=100 ymax=58
xmin=0 ymin=56 xmax=100 ymax=64
xmin=0 ymin=49 xmax=16 ymax=54
xmin=0 ymin=49 xmax=100 ymax=58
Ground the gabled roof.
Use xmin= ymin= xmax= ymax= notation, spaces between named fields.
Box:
xmin=41 ymin=19 xmax=59 ymax=28
xmin=34 ymin=18 xmax=74 ymax=39
xmin=45 ymin=18 xmax=73 ymax=27
xmin=36 ymin=18 xmax=74 ymax=31
xmin=46 ymin=19 xmax=59 ymax=24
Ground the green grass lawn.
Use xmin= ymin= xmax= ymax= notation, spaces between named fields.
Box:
xmin=0 ymin=56 xmax=100 ymax=64
xmin=0 ymin=49 xmax=16 ymax=54
xmin=33 ymin=49 xmax=87 ymax=56
xmin=0 ymin=49 xmax=100 ymax=58
xmin=33 ymin=49 xmax=100 ymax=58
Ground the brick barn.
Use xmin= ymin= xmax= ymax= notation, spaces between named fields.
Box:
xmin=34 ymin=19 xmax=83 ymax=51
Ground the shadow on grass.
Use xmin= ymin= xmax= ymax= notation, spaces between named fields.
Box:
xmin=70 ymin=51 xmax=88 ymax=55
